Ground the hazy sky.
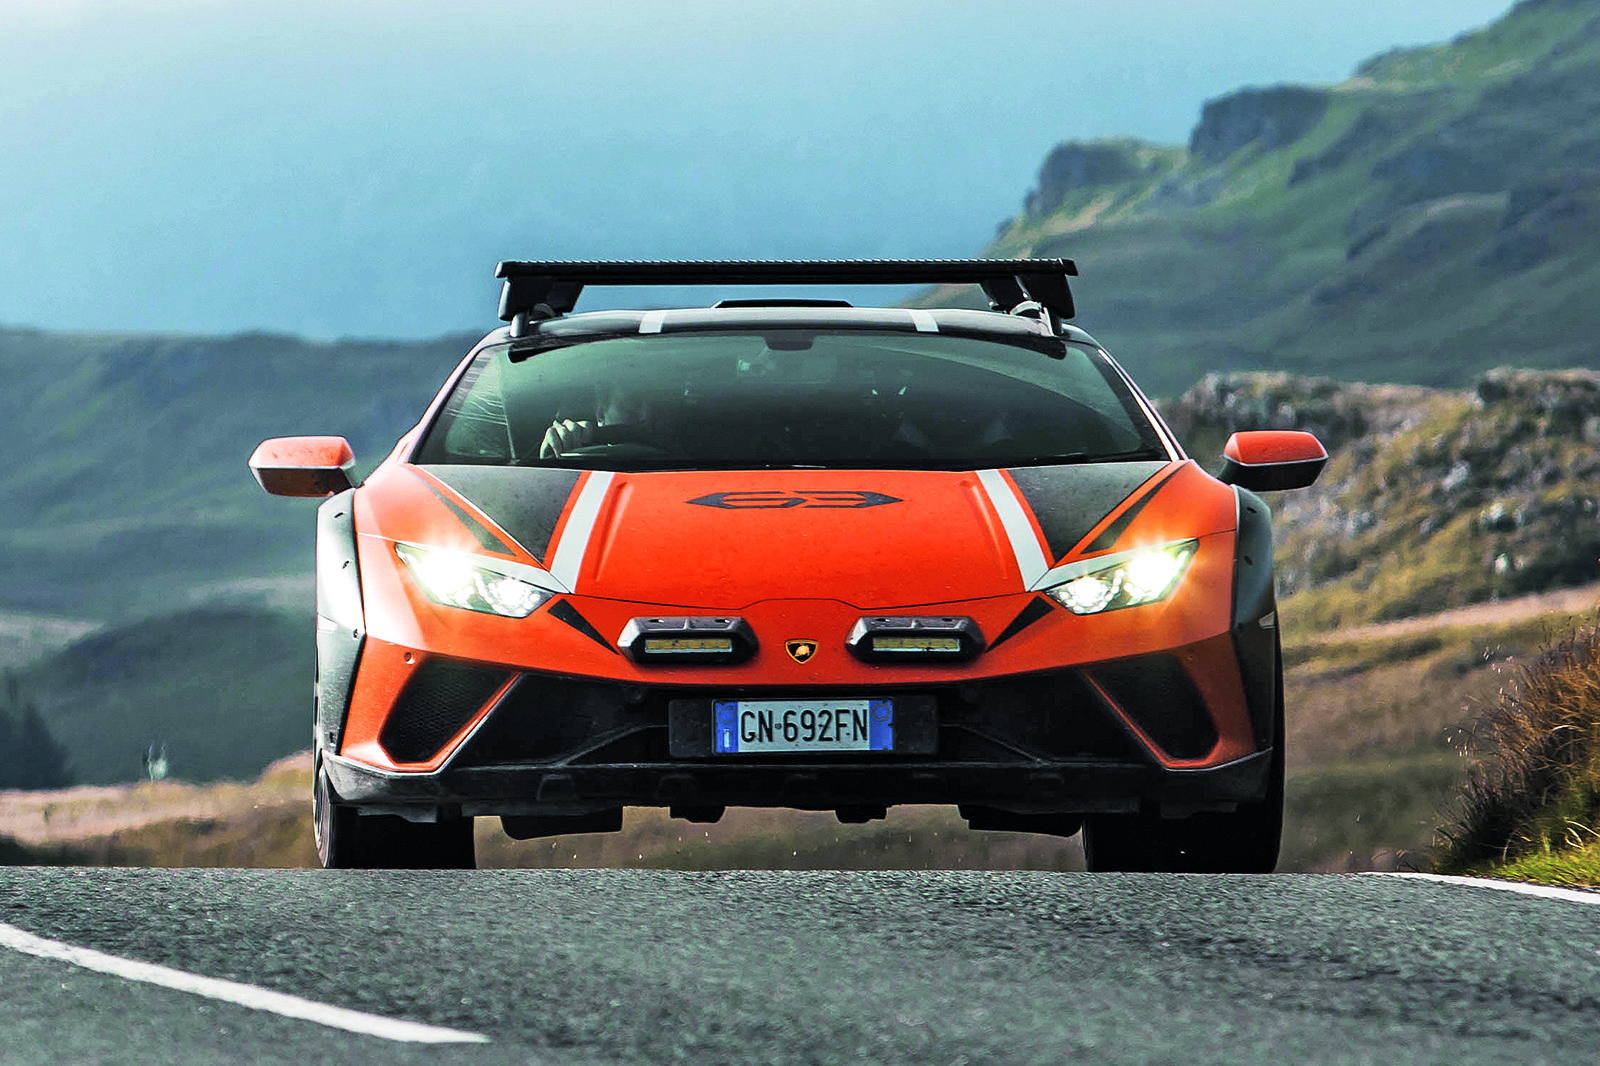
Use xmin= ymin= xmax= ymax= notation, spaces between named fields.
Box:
xmin=0 ymin=0 xmax=1516 ymax=337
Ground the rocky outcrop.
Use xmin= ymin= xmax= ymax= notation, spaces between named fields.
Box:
xmin=1187 ymin=86 xmax=1331 ymax=164
xmin=1023 ymin=139 xmax=1171 ymax=218
xmin=1160 ymin=370 xmax=1600 ymax=625
xmin=1160 ymin=372 xmax=1432 ymax=458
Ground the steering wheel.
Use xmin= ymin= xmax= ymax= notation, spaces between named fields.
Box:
xmin=557 ymin=423 xmax=671 ymax=459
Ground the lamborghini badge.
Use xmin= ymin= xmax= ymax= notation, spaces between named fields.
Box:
xmin=785 ymin=639 xmax=818 ymax=663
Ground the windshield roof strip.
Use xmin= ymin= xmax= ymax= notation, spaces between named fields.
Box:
xmin=507 ymin=313 xmax=1073 ymax=362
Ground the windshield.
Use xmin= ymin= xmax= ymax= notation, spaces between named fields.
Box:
xmin=413 ymin=330 xmax=1166 ymax=470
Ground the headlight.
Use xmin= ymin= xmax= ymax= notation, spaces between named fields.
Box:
xmin=1043 ymin=540 xmax=1197 ymax=615
xmin=395 ymin=543 xmax=552 ymax=618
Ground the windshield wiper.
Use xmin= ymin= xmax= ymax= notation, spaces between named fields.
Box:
xmin=1006 ymin=448 xmax=1166 ymax=467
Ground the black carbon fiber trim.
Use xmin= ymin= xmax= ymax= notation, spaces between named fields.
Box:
xmin=1232 ymin=486 xmax=1279 ymax=748
xmin=451 ymin=667 xmax=1146 ymax=770
xmin=549 ymin=599 xmax=615 ymax=652
xmin=419 ymin=478 xmax=514 ymax=555
xmin=1006 ymin=461 xmax=1167 ymax=562
xmin=379 ymin=661 xmax=510 ymax=764
xmin=1078 ymin=464 xmax=1182 ymax=554
xmin=986 ymin=597 xmax=1055 ymax=652
xmin=420 ymin=465 xmax=581 ymax=564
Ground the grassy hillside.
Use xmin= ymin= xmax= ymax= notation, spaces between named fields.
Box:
xmin=0 ymin=327 xmax=470 ymax=619
xmin=16 ymin=606 xmax=310 ymax=785
xmin=953 ymin=0 xmax=1600 ymax=396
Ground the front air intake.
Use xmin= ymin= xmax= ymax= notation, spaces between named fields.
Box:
xmin=1086 ymin=654 xmax=1218 ymax=760
xmin=378 ymin=661 xmax=510 ymax=763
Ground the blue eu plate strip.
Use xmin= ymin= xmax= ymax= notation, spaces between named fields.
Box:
xmin=715 ymin=701 xmax=739 ymax=754
xmin=869 ymin=699 xmax=894 ymax=751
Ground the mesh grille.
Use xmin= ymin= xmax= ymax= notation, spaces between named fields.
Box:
xmin=457 ymin=675 xmax=662 ymax=765
xmin=1088 ymin=655 xmax=1218 ymax=759
xmin=379 ymin=661 xmax=509 ymax=764
xmin=940 ymin=670 xmax=1145 ymax=762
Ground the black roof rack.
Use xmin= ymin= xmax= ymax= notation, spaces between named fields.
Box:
xmin=493 ymin=258 xmax=1079 ymax=330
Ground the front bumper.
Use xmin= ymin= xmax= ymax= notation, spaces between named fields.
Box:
xmin=325 ymin=650 xmax=1271 ymax=820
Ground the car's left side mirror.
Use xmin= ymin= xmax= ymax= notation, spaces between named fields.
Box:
xmin=249 ymin=436 xmax=357 ymax=497
xmin=1217 ymin=430 xmax=1327 ymax=491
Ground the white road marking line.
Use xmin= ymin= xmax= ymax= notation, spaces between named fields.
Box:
xmin=0 ymin=921 xmax=489 ymax=1045
xmin=1378 ymin=872 xmax=1600 ymax=905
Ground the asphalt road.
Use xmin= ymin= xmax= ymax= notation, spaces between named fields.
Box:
xmin=2 ymin=869 xmax=1598 ymax=1065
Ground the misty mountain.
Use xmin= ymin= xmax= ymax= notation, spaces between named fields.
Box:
xmin=0 ymin=326 xmax=467 ymax=619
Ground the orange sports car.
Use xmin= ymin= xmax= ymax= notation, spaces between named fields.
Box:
xmin=250 ymin=260 xmax=1326 ymax=871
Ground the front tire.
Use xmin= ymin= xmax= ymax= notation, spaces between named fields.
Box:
xmin=314 ymin=759 xmax=476 ymax=869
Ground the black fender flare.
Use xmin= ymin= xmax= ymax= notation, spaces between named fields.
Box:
xmin=315 ymin=489 xmax=365 ymax=754
xmin=1230 ymin=487 xmax=1280 ymax=750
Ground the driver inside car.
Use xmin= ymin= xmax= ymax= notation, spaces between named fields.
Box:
xmin=539 ymin=384 xmax=655 ymax=458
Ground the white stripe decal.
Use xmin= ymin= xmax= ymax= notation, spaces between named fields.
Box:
xmin=548 ymin=470 xmax=616 ymax=592
xmin=639 ymin=310 xmax=668 ymax=334
xmin=906 ymin=309 xmax=938 ymax=333
xmin=1379 ymin=872 xmax=1600 ymax=905
xmin=0 ymin=921 xmax=488 ymax=1044
xmin=976 ymin=469 xmax=1049 ymax=590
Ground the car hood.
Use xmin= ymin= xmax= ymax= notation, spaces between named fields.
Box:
xmin=367 ymin=460 xmax=1235 ymax=610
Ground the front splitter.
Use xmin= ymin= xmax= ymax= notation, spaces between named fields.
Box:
xmin=322 ymin=749 xmax=1273 ymax=818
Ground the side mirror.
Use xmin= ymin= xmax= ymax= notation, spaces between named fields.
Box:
xmin=249 ymin=436 xmax=357 ymax=497
xmin=1218 ymin=431 xmax=1327 ymax=491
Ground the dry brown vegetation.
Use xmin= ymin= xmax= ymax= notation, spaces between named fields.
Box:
xmin=1436 ymin=618 xmax=1600 ymax=873
xmin=1275 ymin=598 xmax=1593 ymax=871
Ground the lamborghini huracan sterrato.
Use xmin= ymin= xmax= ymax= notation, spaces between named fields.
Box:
xmin=249 ymin=259 xmax=1327 ymax=872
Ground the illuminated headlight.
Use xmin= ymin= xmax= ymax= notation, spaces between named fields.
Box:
xmin=1044 ymin=540 xmax=1198 ymax=615
xmin=394 ymin=544 xmax=551 ymax=618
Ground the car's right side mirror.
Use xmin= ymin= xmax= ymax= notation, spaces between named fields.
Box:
xmin=1217 ymin=430 xmax=1327 ymax=491
xmin=249 ymin=435 xmax=357 ymax=497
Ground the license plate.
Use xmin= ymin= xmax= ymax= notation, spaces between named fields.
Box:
xmin=713 ymin=699 xmax=893 ymax=754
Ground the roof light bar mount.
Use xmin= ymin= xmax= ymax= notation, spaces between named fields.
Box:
xmin=495 ymin=258 xmax=1078 ymax=336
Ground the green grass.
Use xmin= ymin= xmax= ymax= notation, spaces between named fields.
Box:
xmin=1462 ymin=840 xmax=1600 ymax=888
xmin=0 ymin=327 xmax=468 ymax=619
